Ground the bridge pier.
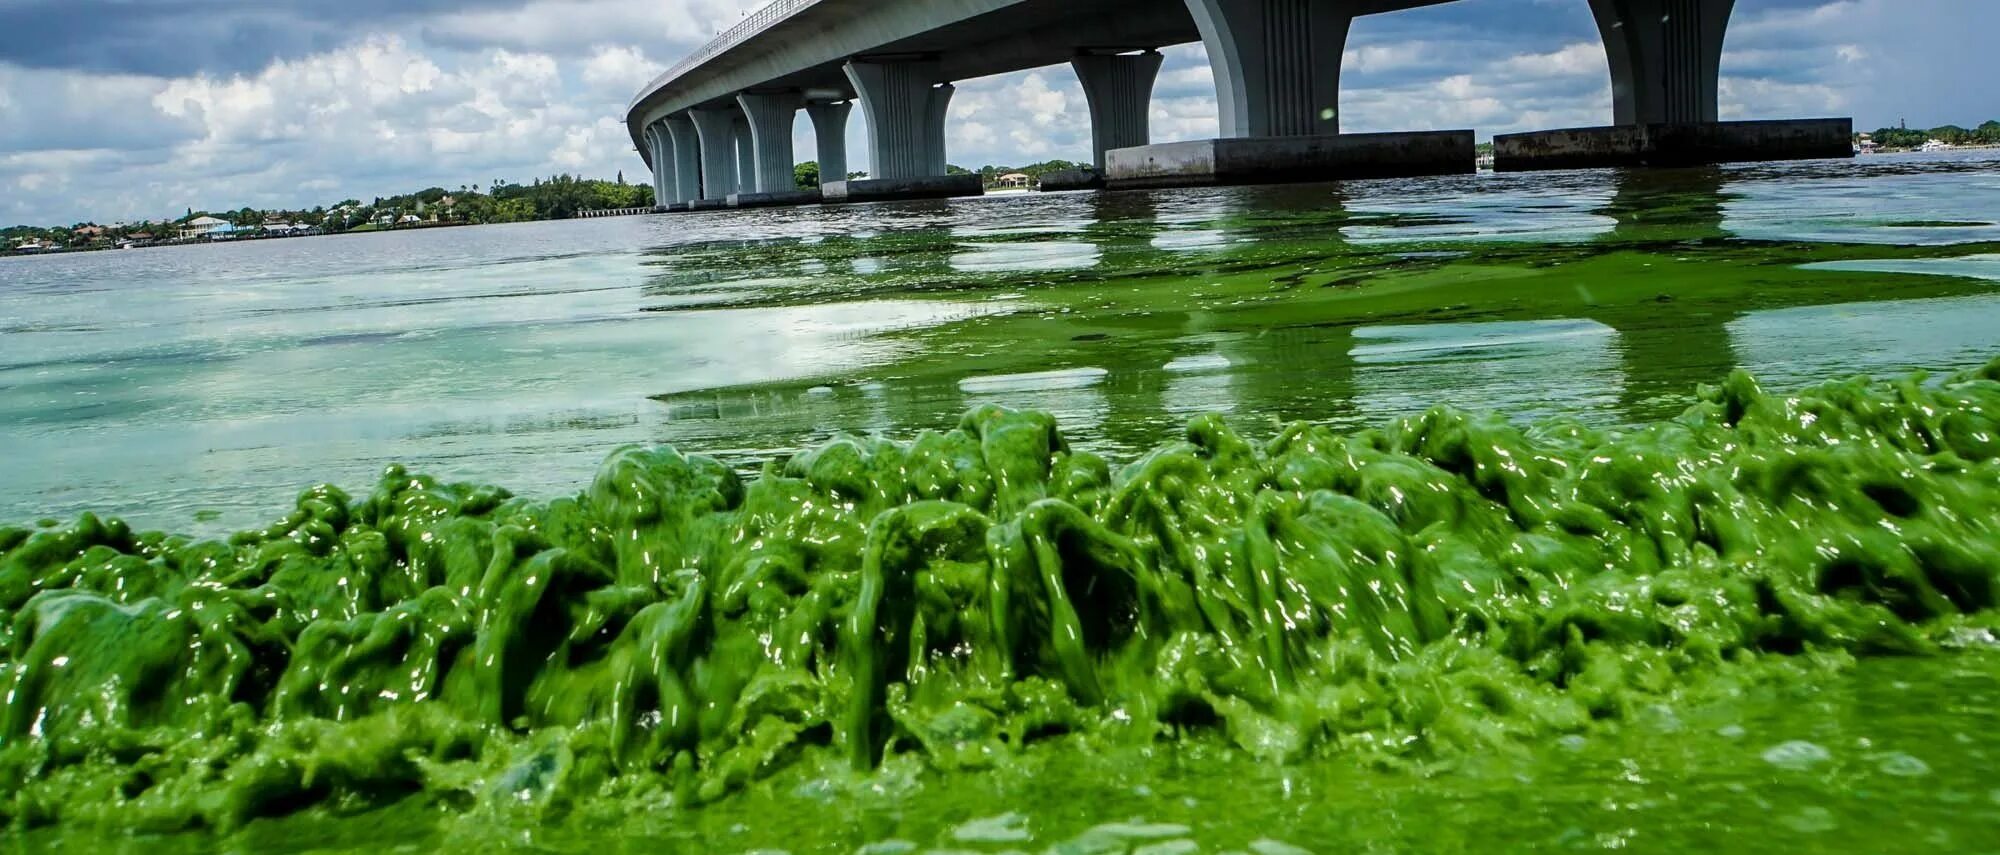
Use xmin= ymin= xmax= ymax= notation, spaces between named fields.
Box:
xmin=827 ymin=58 xmax=981 ymax=203
xmin=645 ymin=123 xmax=672 ymax=211
xmin=1495 ymin=0 xmax=1851 ymax=170
xmin=731 ymin=112 xmax=756 ymax=196
xmin=665 ymin=115 xmax=701 ymax=208
xmin=1192 ymin=0 xmax=1348 ymax=138
xmin=1071 ymin=50 xmax=1163 ymax=170
xmin=737 ymin=93 xmax=802 ymax=193
xmin=688 ymin=106 xmax=740 ymax=205
xmin=731 ymin=92 xmax=823 ymax=208
xmin=806 ymin=100 xmax=852 ymax=186
xmin=1105 ymin=0 xmax=1471 ymax=189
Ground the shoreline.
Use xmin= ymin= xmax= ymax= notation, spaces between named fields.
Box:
xmin=2 ymin=218 xmax=480 ymax=258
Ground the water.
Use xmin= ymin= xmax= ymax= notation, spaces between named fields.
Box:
xmin=4 ymin=150 xmax=2000 ymax=852
xmin=6 ymin=152 xmax=1998 ymax=536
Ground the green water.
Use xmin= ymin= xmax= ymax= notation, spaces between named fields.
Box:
xmin=4 ymin=154 xmax=2000 ymax=852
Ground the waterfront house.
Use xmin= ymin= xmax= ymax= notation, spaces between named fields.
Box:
xmin=179 ymin=216 xmax=234 ymax=240
xmin=995 ymin=172 xmax=1033 ymax=188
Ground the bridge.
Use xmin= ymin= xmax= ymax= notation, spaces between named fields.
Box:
xmin=625 ymin=0 xmax=1850 ymax=210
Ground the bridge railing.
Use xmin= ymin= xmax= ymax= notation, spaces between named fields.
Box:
xmin=629 ymin=0 xmax=824 ymax=113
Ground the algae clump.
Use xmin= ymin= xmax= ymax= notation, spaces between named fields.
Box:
xmin=3 ymin=360 xmax=2000 ymax=833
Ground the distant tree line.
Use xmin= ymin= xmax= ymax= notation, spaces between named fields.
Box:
xmin=7 ymin=173 xmax=656 ymax=252
xmin=1866 ymin=120 xmax=2000 ymax=148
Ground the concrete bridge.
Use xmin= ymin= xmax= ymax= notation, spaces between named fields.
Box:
xmin=625 ymin=0 xmax=1850 ymax=209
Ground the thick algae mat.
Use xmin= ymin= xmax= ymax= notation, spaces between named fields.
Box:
xmin=5 ymin=360 xmax=2000 ymax=851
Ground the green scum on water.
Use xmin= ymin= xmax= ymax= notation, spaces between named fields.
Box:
xmin=2 ymin=360 xmax=1999 ymax=847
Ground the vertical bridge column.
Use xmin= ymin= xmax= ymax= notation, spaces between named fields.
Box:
xmin=738 ymin=92 xmax=805 ymax=196
xmin=806 ymin=100 xmax=851 ymax=185
xmin=665 ymin=115 xmax=701 ymax=206
xmin=829 ymin=58 xmax=981 ymax=203
xmin=1103 ymin=0 xmax=1471 ymax=190
xmin=922 ymin=83 xmax=955 ymax=176
xmin=1494 ymin=0 xmax=1851 ymax=170
xmin=843 ymin=58 xmax=944 ymax=180
xmin=1597 ymin=0 xmax=1729 ymax=126
xmin=645 ymin=123 xmax=672 ymax=210
xmin=1187 ymin=0 xmax=1348 ymax=138
xmin=687 ymin=106 xmax=739 ymax=204
xmin=1071 ymin=50 xmax=1164 ymax=169
xmin=730 ymin=113 xmax=755 ymax=196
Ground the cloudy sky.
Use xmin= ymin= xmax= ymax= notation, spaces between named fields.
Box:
xmin=1 ymin=0 xmax=1992 ymax=225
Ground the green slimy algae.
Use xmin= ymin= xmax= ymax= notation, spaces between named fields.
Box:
xmin=4 ymin=360 xmax=2000 ymax=835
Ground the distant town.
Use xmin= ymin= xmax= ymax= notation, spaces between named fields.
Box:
xmin=3 ymin=159 xmax=1092 ymax=256
xmin=6 ymin=119 xmax=1995 ymax=257
xmin=1850 ymin=119 xmax=2000 ymax=154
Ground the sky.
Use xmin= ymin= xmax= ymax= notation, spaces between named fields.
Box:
xmin=0 ymin=0 xmax=1993 ymax=226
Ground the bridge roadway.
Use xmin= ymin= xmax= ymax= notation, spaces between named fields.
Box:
xmin=626 ymin=0 xmax=1851 ymax=210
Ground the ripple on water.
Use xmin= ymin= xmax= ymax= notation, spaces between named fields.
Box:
xmin=1762 ymin=740 xmax=1833 ymax=771
xmin=1877 ymin=752 xmax=1933 ymax=777
xmin=951 ymin=812 xmax=1032 ymax=843
xmin=958 ymin=367 xmax=1109 ymax=394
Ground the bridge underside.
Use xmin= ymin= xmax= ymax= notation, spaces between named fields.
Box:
xmin=633 ymin=0 xmax=1204 ymax=126
xmin=630 ymin=0 xmax=1851 ymax=208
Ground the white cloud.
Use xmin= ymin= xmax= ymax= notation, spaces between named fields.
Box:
xmin=581 ymin=45 xmax=665 ymax=94
xmin=421 ymin=0 xmax=760 ymax=55
xmin=1494 ymin=42 xmax=1606 ymax=78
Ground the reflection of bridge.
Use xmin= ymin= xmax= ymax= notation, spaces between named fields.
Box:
xmin=628 ymin=0 xmax=1851 ymax=209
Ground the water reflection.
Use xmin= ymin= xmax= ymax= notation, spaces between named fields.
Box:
xmin=1585 ymin=167 xmax=1744 ymax=422
xmin=647 ymin=160 xmax=1986 ymax=471
xmin=8 ymin=153 xmax=2000 ymax=531
xmin=1352 ymin=320 xmax=1624 ymax=423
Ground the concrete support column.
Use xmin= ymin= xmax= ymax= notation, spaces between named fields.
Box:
xmin=923 ymin=83 xmax=955 ymax=175
xmin=687 ymin=107 xmax=739 ymax=201
xmin=1494 ymin=0 xmax=1845 ymax=170
xmin=646 ymin=123 xmax=673 ymax=208
xmin=737 ymin=92 xmax=803 ymax=193
xmin=665 ymin=115 xmax=701 ymax=204
xmin=642 ymin=125 xmax=659 ymax=204
xmin=806 ymin=100 xmax=852 ymax=183
xmin=843 ymin=58 xmax=953 ymax=180
xmin=1590 ymin=0 xmax=1732 ymax=125
xmin=731 ymin=114 xmax=756 ymax=194
xmin=1184 ymin=0 xmax=1351 ymax=138
xmin=1071 ymin=50 xmax=1164 ymax=168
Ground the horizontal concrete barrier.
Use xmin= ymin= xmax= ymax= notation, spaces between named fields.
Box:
xmin=1494 ymin=119 xmax=1854 ymax=171
xmin=1037 ymin=169 xmax=1106 ymax=192
xmin=727 ymin=189 xmax=823 ymax=208
xmin=821 ymin=175 xmax=984 ymax=203
xmin=1104 ymin=131 xmax=1475 ymax=189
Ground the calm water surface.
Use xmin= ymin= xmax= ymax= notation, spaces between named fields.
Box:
xmin=5 ymin=151 xmax=1997 ymax=534
xmin=5 ymin=151 xmax=2000 ymax=853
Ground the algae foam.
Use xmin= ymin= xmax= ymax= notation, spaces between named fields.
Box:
xmin=2 ymin=360 xmax=1999 ymax=833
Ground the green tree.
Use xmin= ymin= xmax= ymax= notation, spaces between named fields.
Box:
xmin=795 ymin=160 xmax=821 ymax=189
xmin=1929 ymin=125 xmax=1971 ymax=144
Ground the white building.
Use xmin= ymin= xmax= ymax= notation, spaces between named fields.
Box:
xmin=178 ymin=216 xmax=234 ymax=240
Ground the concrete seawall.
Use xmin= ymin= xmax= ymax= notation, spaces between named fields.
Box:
xmin=1495 ymin=119 xmax=1855 ymax=171
xmin=1104 ymin=131 xmax=1476 ymax=189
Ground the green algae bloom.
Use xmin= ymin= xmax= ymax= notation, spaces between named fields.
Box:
xmin=3 ymin=360 xmax=1999 ymax=837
